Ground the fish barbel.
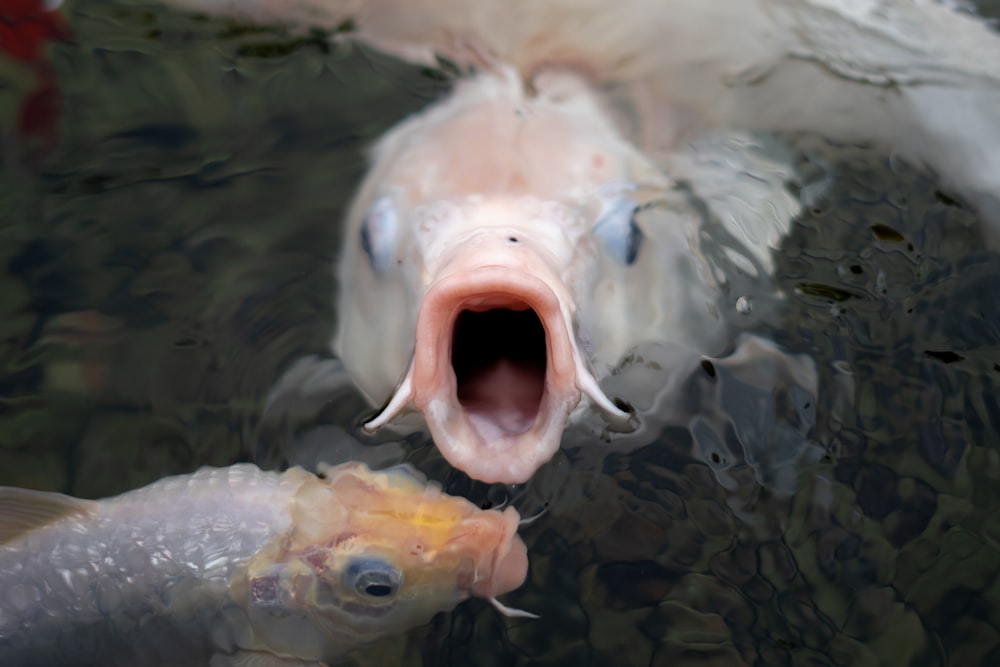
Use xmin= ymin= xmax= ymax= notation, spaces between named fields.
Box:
xmin=0 ymin=462 xmax=529 ymax=666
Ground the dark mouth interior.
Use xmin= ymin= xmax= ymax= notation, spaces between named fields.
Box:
xmin=451 ymin=308 xmax=547 ymax=435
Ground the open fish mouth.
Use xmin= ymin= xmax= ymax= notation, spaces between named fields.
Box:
xmin=365 ymin=265 xmax=628 ymax=483
xmin=452 ymin=304 xmax=547 ymax=436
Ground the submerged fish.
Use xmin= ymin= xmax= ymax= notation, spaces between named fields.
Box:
xmin=0 ymin=462 xmax=529 ymax=666
xmin=163 ymin=0 xmax=1000 ymax=483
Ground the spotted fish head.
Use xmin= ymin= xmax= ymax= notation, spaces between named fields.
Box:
xmin=235 ymin=462 xmax=528 ymax=661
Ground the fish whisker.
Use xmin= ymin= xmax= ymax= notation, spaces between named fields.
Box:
xmin=488 ymin=596 xmax=539 ymax=619
xmin=517 ymin=507 xmax=547 ymax=527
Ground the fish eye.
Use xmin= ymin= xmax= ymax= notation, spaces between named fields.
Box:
xmin=346 ymin=557 xmax=402 ymax=599
xmin=360 ymin=196 xmax=398 ymax=273
xmin=592 ymin=194 xmax=644 ymax=265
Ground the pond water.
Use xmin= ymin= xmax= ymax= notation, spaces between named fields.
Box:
xmin=1 ymin=1 xmax=999 ymax=665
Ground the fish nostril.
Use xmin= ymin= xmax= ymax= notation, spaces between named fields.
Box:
xmin=507 ymin=236 xmax=519 ymax=244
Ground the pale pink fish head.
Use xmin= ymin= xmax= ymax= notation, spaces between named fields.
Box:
xmin=336 ymin=68 xmax=668 ymax=483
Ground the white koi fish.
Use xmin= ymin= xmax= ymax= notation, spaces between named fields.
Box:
xmin=0 ymin=462 xmax=529 ymax=666
xmin=160 ymin=0 xmax=1000 ymax=483
xmin=338 ymin=68 xmax=754 ymax=484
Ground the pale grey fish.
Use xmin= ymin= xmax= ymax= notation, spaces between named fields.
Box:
xmin=161 ymin=0 xmax=1000 ymax=484
xmin=0 ymin=462 xmax=529 ymax=666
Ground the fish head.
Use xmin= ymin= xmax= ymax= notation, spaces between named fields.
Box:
xmin=236 ymin=463 xmax=528 ymax=659
xmin=336 ymin=68 xmax=670 ymax=483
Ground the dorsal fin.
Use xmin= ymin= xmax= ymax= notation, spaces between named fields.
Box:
xmin=0 ymin=487 xmax=98 ymax=545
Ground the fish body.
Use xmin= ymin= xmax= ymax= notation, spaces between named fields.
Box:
xmin=0 ymin=462 xmax=528 ymax=666
xmin=159 ymin=0 xmax=1000 ymax=481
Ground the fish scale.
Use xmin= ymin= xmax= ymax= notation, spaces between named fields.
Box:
xmin=0 ymin=466 xmax=296 ymax=665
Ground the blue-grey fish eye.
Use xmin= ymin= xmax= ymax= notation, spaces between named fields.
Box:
xmin=346 ymin=557 xmax=402 ymax=599
xmin=360 ymin=196 xmax=398 ymax=273
xmin=592 ymin=195 xmax=644 ymax=265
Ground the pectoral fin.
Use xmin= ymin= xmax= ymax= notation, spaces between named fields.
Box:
xmin=0 ymin=486 xmax=98 ymax=544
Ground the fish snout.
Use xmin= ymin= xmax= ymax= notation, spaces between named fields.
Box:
xmin=363 ymin=232 xmax=628 ymax=483
xmin=362 ymin=250 xmax=579 ymax=483
xmin=414 ymin=265 xmax=580 ymax=483
xmin=474 ymin=527 xmax=529 ymax=599
xmin=455 ymin=506 xmax=529 ymax=603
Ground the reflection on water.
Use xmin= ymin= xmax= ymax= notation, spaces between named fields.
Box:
xmin=1 ymin=1 xmax=998 ymax=665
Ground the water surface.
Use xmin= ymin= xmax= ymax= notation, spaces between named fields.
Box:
xmin=1 ymin=1 xmax=998 ymax=665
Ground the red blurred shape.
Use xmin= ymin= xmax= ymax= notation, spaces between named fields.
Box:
xmin=0 ymin=0 xmax=72 ymax=63
xmin=0 ymin=0 xmax=72 ymax=157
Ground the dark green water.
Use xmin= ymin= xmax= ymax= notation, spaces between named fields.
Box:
xmin=1 ymin=1 xmax=998 ymax=665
